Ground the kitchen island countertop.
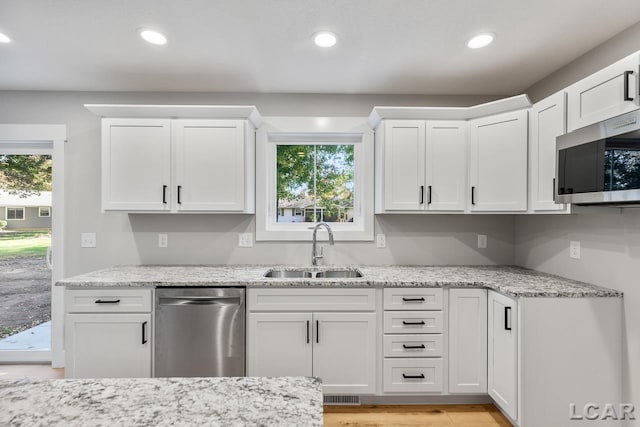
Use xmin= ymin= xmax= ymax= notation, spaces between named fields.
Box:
xmin=56 ymin=265 xmax=622 ymax=298
xmin=0 ymin=376 xmax=323 ymax=427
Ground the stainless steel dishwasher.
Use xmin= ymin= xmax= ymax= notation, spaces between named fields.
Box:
xmin=154 ymin=287 xmax=245 ymax=377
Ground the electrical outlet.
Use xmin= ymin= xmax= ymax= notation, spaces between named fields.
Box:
xmin=477 ymin=234 xmax=487 ymax=249
xmin=376 ymin=233 xmax=386 ymax=248
xmin=80 ymin=233 xmax=96 ymax=248
xmin=570 ymin=240 xmax=581 ymax=259
xmin=158 ymin=234 xmax=168 ymax=248
xmin=239 ymin=233 xmax=253 ymax=248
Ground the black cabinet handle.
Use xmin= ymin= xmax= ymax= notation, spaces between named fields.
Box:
xmin=95 ymin=299 xmax=120 ymax=304
xmin=177 ymin=185 xmax=182 ymax=204
xmin=402 ymin=373 xmax=425 ymax=379
xmin=471 ymin=186 xmax=476 ymax=205
xmin=402 ymin=344 xmax=426 ymax=349
xmin=552 ymin=178 xmax=556 ymax=200
xmin=316 ymin=320 xmax=319 ymax=344
xmin=162 ymin=185 xmax=168 ymax=204
xmin=402 ymin=320 xmax=426 ymax=326
xmin=505 ymin=306 xmax=512 ymax=331
xmin=427 ymin=185 xmax=432 ymax=204
xmin=142 ymin=321 xmax=148 ymax=344
xmin=306 ymin=320 xmax=310 ymax=344
xmin=624 ymin=70 xmax=634 ymax=101
xmin=402 ymin=297 xmax=425 ymax=302
xmin=419 ymin=185 xmax=425 ymax=204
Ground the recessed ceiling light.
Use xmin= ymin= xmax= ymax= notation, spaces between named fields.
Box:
xmin=0 ymin=32 xmax=11 ymax=44
xmin=467 ymin=33 xmax=494 ymax=49
xmin=139 ymin=29 xmax=167 ymax=45
xmin=314 ymin=32 xmax=337 ymax=48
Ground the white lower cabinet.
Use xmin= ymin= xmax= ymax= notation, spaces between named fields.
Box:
xmin=246 ymin=290 xmax=377 ymax=395
xmin=65 ymin=313 xmax=152 ymax=378
xmin=488 ymin=291 xmax=518 ymax=421
xmin=448 ymin=289 xmax=487 ymax=394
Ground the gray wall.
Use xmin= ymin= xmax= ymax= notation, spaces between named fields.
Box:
xmin=519 ymin=22 xmax=640 ymax=418
xmin=0 ymin=90 xmax=513 ymax=277
xmin=0 ymin=206 xmax=51 ymax=230
xmin=526 ymin=20 xmax=640 ymax=102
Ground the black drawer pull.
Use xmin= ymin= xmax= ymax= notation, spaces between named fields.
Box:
xmin=402 ymin=297 xmax=425 ymax=302
xmin=95 ymin=299 xmax=121 ymax=304
xmin=402 ymin=344 xmax=426 ymax=349
xmin=402 ymin=373 xmax=425 ymax=379
xmin=141 ymin=321 xmax=148 ymax=344
xmin=402 ymin=321 xmax=426 ymax=326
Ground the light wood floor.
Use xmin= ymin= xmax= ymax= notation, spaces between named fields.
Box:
xmin=1 ymin=365 xmax=512 ymax=426
xmin=324 ymin=404 xmax=513 ymax=427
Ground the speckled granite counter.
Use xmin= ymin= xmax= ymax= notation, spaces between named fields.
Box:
xmin=0 ymin=376 xmax=323 ymax=427
xmin=56 ymin=265 xmax=621 ymax=298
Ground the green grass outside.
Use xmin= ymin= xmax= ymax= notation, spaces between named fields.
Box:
xmin=0 ymin=229 xmax=51 ymax=258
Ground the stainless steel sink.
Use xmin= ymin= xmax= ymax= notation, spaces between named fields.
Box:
xmin=263 ymin=268 xmax=363 ymax=278
xmin=263 ymin=270 xmax=314 ymax=278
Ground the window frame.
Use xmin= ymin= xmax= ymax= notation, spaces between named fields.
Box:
xmin=39 ymin=206 xmax=51 ymax=217
xmin=256 ymin=117 xmax=374 ymax=241
xmin=6 ymin=207 xmax=25 ymax=221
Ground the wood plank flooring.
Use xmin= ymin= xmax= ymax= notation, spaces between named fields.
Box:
xmin=324 ymin=404 xmax=513 ymax=427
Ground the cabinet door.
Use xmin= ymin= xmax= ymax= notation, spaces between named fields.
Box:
xmin=426 ymin=121 xmax=467 ymax=211
xmin=449 ymin=289 xmax=487 ymax=394
xmin=173 ymin=120 xmax=246 ymax=211
xmin=65 ymin=313 xmax=151 ymax=378
xmin=247 ymin=313 xmax=313 ymax=377
xmin=313 ymin=312 xmax=376 ymax=394
xmin=469 ymin=110 xmax=528 ymax=212
xmin=102 ymin=118 xmax=171 ymax=211
xmin=488 ymin=291 xmax=517 ymax=421
xmin=567 ymin=52 xmax=639 ymax=132
xmin=530 ymin=92 xmax=568 ymax=212
xmin=383 ymin=120 xmax=426 ymax=210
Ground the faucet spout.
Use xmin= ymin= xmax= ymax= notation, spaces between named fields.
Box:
xmin=311 ymin=222 xmax=334 ymax=266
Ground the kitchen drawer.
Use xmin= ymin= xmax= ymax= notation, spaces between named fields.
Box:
xmin=383 ymin=288 xmax=443 ymax=310
xmin=383 ymin=358 xmax=444 ymax=393
xmin=384 ymin=311 xmax=443 ymax=334
xmin=247 ymin=288 xmax=375 ymax=312
xmin=383 ymin=334 xmax=443 ymax=358
xmin=65 ymin=289 xmax=152 ymax=313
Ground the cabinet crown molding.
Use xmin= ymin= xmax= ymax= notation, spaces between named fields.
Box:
xmin=368 ymin=94 xmax=531 ymax=128
xmin=85 ymin=104 xmax=262 ymax=128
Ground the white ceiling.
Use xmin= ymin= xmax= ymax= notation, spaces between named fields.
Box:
xmin=1 ymin=0 xmax=640 ymax=95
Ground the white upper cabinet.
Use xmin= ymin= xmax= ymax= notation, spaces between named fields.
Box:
xmin=173 ymin=120 xmax=248 ymax=212
xmin=469 ymin=110 xmax=528 ymax=212
xmin=102 ymin=118 xmax=172 ymax=211
xmin=529 ymin=92 xmax=569 ymax=212
xmin=102 ymin=117 xmax=255 ymax=213
xmin=567 ymin=52 xmax=640 ymax=132
xmin=376 ymin=119 xmax=467 ymax=212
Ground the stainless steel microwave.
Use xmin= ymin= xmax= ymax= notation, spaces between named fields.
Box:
xmin=556 ymin=109 xmax=640 ymax=205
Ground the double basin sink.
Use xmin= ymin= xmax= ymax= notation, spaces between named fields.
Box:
xmin=264 ymin=267 xmax=363 ymax=279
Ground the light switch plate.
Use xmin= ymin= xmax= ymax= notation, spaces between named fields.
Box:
xmin=158 ymin=234 xmax=168 ymax=248
xmin=239 ymin=233 xmax=253 ymax=248
xmin=570 ymin=240 xmax=581 ymax=259
xmin=81 ymin=233 xmax=96 ymax=248
xmin=477 ymin=234 xmax=487 ymax=249
xmin=376 ymin=234 xmax=386 ymax=248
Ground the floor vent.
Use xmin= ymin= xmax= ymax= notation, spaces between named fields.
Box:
xmin=324 ymin=395 xmax=361 ymax=406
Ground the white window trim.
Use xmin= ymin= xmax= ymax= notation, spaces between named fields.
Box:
xmin=39 ymin=206 xmax=51 ymax=217
xmin=6 ymin=207 xmax=25 ymax=220
xmin=256 ymin=117 xmax=374 ymax=241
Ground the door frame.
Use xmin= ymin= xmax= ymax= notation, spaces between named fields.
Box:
xmin=0 ymin=124 xmax=66 ymax=366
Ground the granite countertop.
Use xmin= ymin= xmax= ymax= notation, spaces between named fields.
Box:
xmin=56 ymin=265 xmax=622 ymax=298
xmin=0 ymin=376 xmax=323 ymax=427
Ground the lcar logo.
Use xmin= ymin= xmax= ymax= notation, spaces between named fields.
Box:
xmin=569 ymin=403 xmax=636 ymax=421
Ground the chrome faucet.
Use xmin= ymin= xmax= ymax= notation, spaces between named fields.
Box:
xmin=310 ymin=222 xmax=334 ymax=266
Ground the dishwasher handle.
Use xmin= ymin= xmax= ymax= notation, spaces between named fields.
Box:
xmin=158 ymin=297 xmax=242 ymax=306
